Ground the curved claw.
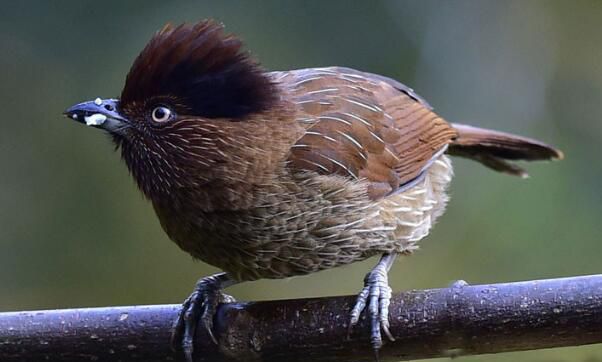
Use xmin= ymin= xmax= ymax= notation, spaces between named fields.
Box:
xmin=379 ymin=284 xmax=395 ymax=342
xmin=170 ymin=273 xmax=236 ymax=362
xmin=170 ymin=295 xmax=191 ymax=353
xmin=349 ymin=286 xmax=369 ymax=331
xmin=182 ymin=292 xmax=202 ymax=360
xmin=200 ymin=290 xmax=221 ymax=344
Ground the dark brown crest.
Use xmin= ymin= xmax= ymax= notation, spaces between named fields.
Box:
xmin=120 ymin=20 xmax=276 ymax=119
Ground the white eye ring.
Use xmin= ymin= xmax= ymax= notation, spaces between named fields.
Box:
xmin=151 ymin=106 xmax=172 ymax=123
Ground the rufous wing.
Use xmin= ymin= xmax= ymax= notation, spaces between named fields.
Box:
xmin=280 ymin=67 xmax=457 ymax=200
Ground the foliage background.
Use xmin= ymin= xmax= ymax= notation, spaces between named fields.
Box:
xmin=1 ymin=1 xmax=601 ymax=361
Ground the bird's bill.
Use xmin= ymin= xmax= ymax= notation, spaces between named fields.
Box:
xmin=64 ymin=98 xmax=128 ymax=133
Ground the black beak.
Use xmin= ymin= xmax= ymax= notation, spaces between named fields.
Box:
xmin=64 ymin=98 xmax=129 ymax=133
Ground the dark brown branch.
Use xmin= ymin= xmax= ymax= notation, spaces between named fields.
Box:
xmin=2 ymin=274 xmax=602 ymax=361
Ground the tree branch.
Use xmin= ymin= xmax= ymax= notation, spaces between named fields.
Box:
xmin=2 ymin=274 xmax=602 ymax=361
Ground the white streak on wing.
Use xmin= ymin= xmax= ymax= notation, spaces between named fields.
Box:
xmin=296 ymin=99 xmax=333 ymax=107
xmin=318 ymin=115 xmax=352 ymax=126
xmin=306 ymin=88 xmax=339 ymax=95
xmin=273 ymin=72 xmax=290 ymax=81
xmin=340 ymin=72 xmax=366 ymax=80
xmin=305 ymin=131 xmax=337 ymax=143
xmin=340 ymin=112 xmax=372 ymax=127
xmin=299 ymin=158 xmax=330 ymax=173
xmin=341 ymin=84 xmax=371 ymax=93
xmin=384 ymin=148 xmax=401 ymax=162
xmin=312 ymin=68 xmax=339 ymax=75
xmin=369 ymin=130 xmax=385 ymax=143
xmin=353 ymin=150 xmax=367 ymax=161
xmin=317 ymin=153 xmax=357 ymax=179
xmin=342 ymin=98 xmax=382 ymax=113
xmin=336 ymin=131 xmax=363 ymax=149
xmin=343 ymin=97 xmax=382 ymax=112
xmin=338 ymin=75 xmax=359 ymax=84
xmin=293 ymin=76 xmax=323 ymax=87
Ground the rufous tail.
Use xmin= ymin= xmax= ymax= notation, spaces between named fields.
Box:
xmin=448 ymin=123 xmax=564 ymax=178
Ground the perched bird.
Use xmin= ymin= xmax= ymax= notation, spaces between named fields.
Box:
xmin=65 ymin=20 xmax=563 ymax=361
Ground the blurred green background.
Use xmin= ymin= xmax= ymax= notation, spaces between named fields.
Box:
xmin=1 ymin=1 xmax=601 ymax=361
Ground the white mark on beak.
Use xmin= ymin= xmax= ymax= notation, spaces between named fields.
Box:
xmin=94 ymin=98 xmax=103 ymax=106
xmin=84 ymin=113 xmax=107 ymax=126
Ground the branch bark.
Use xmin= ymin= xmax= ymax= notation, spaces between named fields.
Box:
xmin=2 ymin=274 xmax=602 ymax=361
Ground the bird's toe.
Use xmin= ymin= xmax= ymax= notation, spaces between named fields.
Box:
xmin=171 ymin=275 xmax=232 ymax=361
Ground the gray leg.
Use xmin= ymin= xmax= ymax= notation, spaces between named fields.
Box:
xmin=171 ymin=272 xmax=237 ymax=362
xmin=349 ymin=253 xmax=397 ymax=356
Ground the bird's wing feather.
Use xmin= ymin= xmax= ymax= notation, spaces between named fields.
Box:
xmin=276 ymin=67 xmax=457 ymax=200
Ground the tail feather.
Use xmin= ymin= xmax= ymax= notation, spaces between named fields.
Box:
xmin=448 ymin=123 xmax=563 ymax=178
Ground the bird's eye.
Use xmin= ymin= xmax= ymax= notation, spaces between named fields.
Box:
xmin=151 ymin=106 xmax=172 ymax=123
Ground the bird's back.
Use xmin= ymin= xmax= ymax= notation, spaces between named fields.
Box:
xmin=274 ymin=67 xmax=457 ymax=199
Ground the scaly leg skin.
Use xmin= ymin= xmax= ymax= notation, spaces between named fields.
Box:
xmin=349 ymin=253 xmax=397 ymax=359
xmin=171 ymin=272 xmax=237 ymax=362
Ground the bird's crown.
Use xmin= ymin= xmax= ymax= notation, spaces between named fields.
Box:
xmin=120 ymin=20 xmax=276 ymax=120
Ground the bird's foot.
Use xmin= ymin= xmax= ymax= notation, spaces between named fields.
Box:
xmin=349 ymin=257 xmax=396 ymax=358
xmin=171 ymin=273 xmax=235 ymax=362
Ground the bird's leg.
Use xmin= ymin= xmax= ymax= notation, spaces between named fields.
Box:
xmin=171 ymin=272 xmax=237 ymax=362
xmin=349 ymin=253 xmax=397 ymax=357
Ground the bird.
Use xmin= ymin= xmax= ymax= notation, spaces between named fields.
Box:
xmin=64 ymin=19 xmax=563 ymax=362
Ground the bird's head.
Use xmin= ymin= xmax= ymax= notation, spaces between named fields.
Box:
xmin=65 ymin=20 xmax=282 ymax=204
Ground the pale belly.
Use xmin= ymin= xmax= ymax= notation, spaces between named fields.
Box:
xmin=378 ymin=154 xmax=453 ymax=252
